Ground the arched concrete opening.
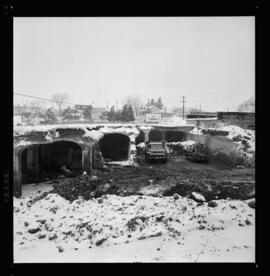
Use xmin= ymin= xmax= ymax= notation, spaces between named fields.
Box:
xmin=99 ymin=133 xmax=130 ymax=161
xmin=165 ymin=131 xmax=187 ymax=142
xmin=21 ymin=141 xmax=82 ymax=183
xmin=135 ymin=130 xmax=145 ymax=145
xmin=149 ymin=129 xmax=164 ymax=142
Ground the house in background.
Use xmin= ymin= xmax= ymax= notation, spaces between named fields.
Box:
xmin=92 ymin=107 xmax=107 ymax=122
xmin=136 ymin=105 xmax=174 ymax=124
xmin=186 ymin=112 xmax=219 ymax=128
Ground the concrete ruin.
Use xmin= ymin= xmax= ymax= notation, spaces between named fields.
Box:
xmin=13 ymin=123 xmax=197 ymax=197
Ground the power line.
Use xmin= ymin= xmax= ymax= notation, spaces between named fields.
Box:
xmin=14 ymin=92 xmax=83 ymax=106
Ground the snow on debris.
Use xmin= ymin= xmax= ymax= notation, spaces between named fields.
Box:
xmin=180 ymin=140 xmax=197 ymax=149
xmin=167 ymin=141 xmax=197 ymax=152
xmin=138 ymin=125 xmax=153 ymax=131
xmin=14 ymin=124 xmax=104 ymax=141
xmin=189 ymin=127 xmax=203 ymax=135
xmin=82 ymin=130 xmax=103 ymax=141
xmin=218 ymin=125 xmax=255 ymax=152
xmin=165 ymin=116 xmax=187 ymax=125
xmin=14 ymin=192 xmax=255 ymax=256
xmin=137 ymin=142 xmax=146 ymax=149
xmin=99 ymin=126 xmax=140 ymax=137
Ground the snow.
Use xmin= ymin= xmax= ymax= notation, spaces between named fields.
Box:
xmin=180 ymin=141 xmax=197 ymax=148
xmin=106 ymin=160 xmax=136 ymax=167
xmin=191 ymin=192 xmax=206 ymax=202
xmin=190 ymin=127 xmax=203 ymax=135
xmin=130 ymin=144 xmax=137 ymax=152
xmin=15 ymin=140 xmax=33 ymax=147
xmin=218 ymin=125 xmax=255 ymax=152
xmin=138 ymin=125 xmax=153 ymax=131
xmin=82 ymin=130 xmax=103 ymax=141
xmin=137 ymin=142 xmax=146 ymax=149
xmin=187 ymin=117 xmax=218 ymax=121
xmin=14 ymin=124 xmax=104 ymax=147
xmin=166 ymin=141 xmax=197 ymax=152
xmin=166 ymin=116 xmax=187 ymax=125
xmin=99 ymin=126 xmax=139 ymax=137
xmin=14 ymin=185 xmax=255 ymax=263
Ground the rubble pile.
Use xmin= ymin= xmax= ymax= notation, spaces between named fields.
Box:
xmin=218 ymin=125 xmax=255 ymax=152
xmin=14 ymin=193 xmax=255 ymax=252
xmin=140 ymin=177 xmax=255 ymax=201
xmin=49 ymin=175 xmax=118 ymax=202
xmin=167 ymin=141 xmax=199 ymax=155
xmin=218 ymin=125 xmax=255 ymax=168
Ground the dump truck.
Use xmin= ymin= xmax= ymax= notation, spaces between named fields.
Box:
xmin=184 ymin=143 xmax=209 ymax=163
xmin=145 ymin=141 xmax=169 ymax=163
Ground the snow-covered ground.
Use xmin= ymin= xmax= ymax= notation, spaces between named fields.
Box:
xmin=14 ymin=184 xmax=255 ymax=263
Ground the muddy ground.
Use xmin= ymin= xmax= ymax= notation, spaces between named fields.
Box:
xmin=30 ymin=154 xmax=255 ymax=203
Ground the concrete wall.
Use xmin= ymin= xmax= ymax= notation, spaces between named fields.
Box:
xmin=186 ymin=119 xmax=220 ymax=129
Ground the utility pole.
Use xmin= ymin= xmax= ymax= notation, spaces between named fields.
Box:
xmin=147 ymin=99 xmax=150 ymax=113
xmin=180 ymin=96 xmax=186 ymax=119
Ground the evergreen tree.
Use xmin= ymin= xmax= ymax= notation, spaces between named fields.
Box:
xmin=45 ymin=108 xmax=58 ymax=124
xmin=121 ymin=104 xmax=130 ymax=122
xmin=150 ymin=99 xmax=155 ymax=105
xmin=82 ymin=105 xmax=93 ymax=121
xmin=115 ymin=110 xmax=122 ymax=121
xmin=156 ymin=97 xmax=164 ymax=109
xmin=127 ymin=105 xmax=135 ymax=121
xmin=62 ymin=106 xmax=74 ymax=120
xmin=107 ymin=105 xmax=117 ymax=122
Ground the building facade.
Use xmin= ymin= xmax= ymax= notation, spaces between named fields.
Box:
xmin=217 ymin=112 xmax=255 ymax=130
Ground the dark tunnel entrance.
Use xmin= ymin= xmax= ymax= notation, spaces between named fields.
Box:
xmin=99 ymin=133 xmax=130 ymax=161
xmin=21 ymin=141 xmax=82 ymax=183
xmin=165 ymin=131 xmax=187 ymax=142
xmin=149 ymin=129 xmax=164 ymax=142
xmin=135 ymin=130 xmax=145 ymax=145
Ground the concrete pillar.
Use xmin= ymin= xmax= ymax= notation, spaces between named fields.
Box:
xmin=144 ymin=130 xmax=150 ymax=142
xmin=161 ymin=131 xmax=165 ymax=141
xmin=81 ymin=145 xmax=92 ymax=174
xmin=27 ymin=146 xmax=39 ymax=175
xmin=13 ymin=150 xmax=22 ymax=198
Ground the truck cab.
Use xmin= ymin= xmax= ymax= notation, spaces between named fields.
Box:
xmin=145 ymin=141 xmax=169 ymax=163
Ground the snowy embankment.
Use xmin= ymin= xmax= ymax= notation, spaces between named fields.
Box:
xmin=189 ymin=125 xmax=255 ymax=167
xmin=218 ymin=125 xmax=255 ymax=152
xmin=217 ymin=125 xmax=255 ymax=167
xmin=14 ymin=185 xmax=255 ymax=262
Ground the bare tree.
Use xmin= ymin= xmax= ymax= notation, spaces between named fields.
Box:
xmin=123 ymin=95 xmax=142 ymax=116
xmin=52 ymin=93 xmax=69 ymax=119
xmin=14 ymin=100 xmax=31 ymax=124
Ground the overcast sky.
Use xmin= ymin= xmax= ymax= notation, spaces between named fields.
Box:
xmin=14 ymin=17 xmax=255 ymax=111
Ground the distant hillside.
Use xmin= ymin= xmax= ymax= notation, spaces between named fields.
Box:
xmin=237 ymin=97 xmax=255 ymax=112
